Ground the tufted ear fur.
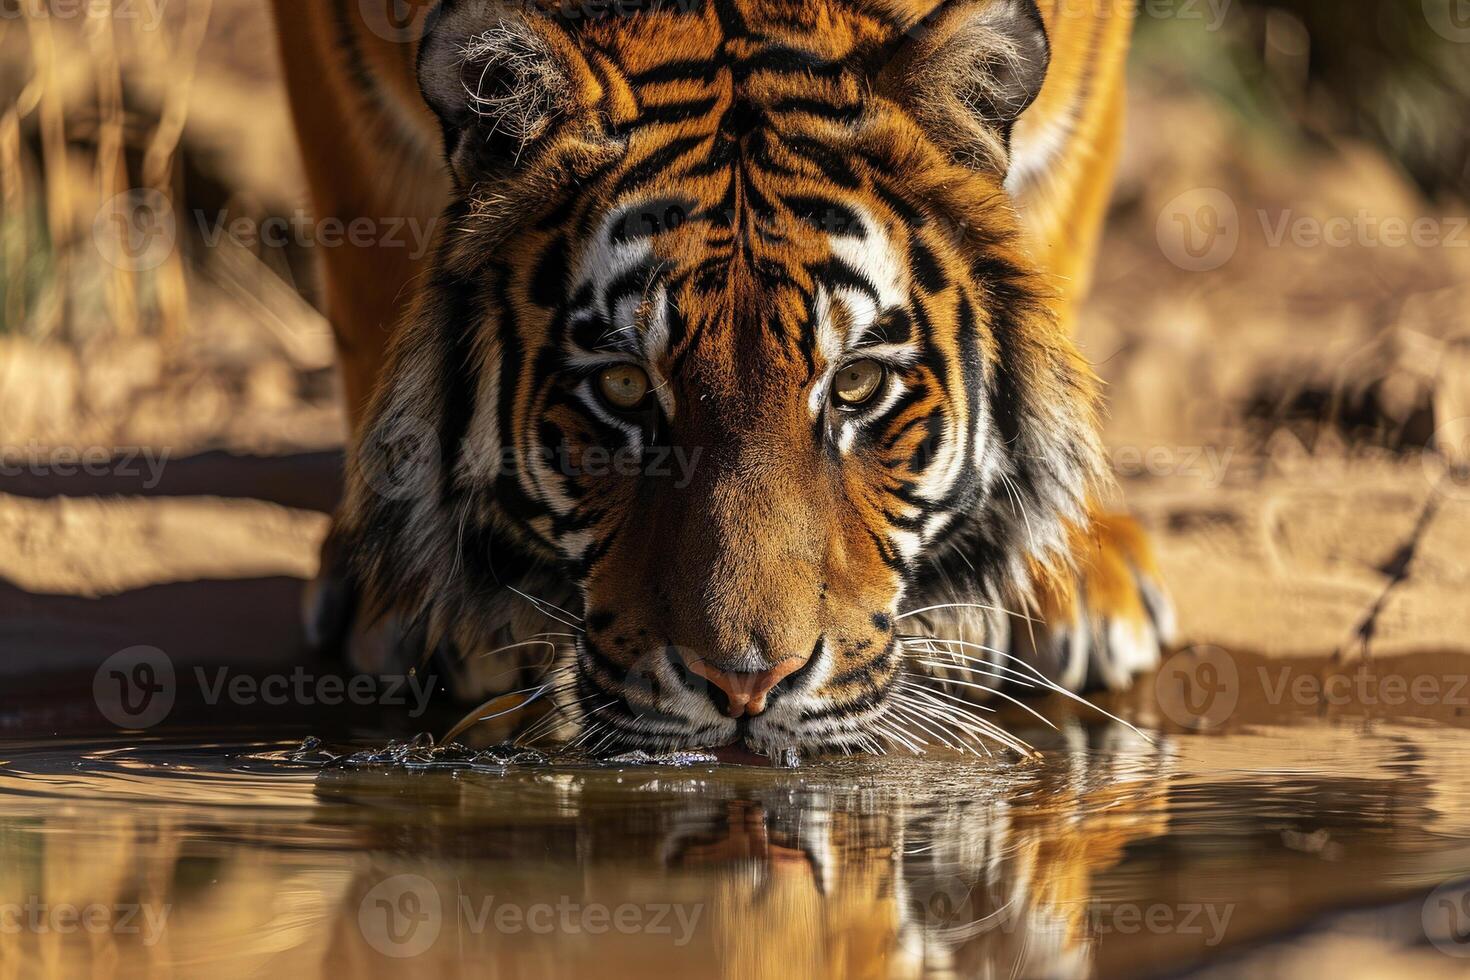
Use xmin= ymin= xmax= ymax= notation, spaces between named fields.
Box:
xmin=881 ymin=0 xmax=1050 ymax=173
xmin=418 ymin=0 xmax=588 ymax=182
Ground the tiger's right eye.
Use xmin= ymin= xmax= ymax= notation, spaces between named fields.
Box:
xmin=597 ymin=364 xmax=650 ymax=411
xmin=831 ymin=359 xmax=886 ymax=408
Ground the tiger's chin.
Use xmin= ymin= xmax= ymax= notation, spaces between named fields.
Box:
xmin=572 ymin=711 xmax=888 ymax=764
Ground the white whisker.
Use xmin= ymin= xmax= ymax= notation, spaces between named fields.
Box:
xmin=443 ymin=683 xmax=552 ymax=742
xmin=888 ymin=701 xmax=976 ymax=756
xmin=903 ymin=636 xmax=1044 ymax=689
xmin=470 ymin=638 xmax=559 ymax=661
xmin=896 ymin=602 xmax=1039 ymax=625
xmin=904 ymin=633 xmax=1153 ymax=742
xmin=504 ymin=585 xmax=584 ymax=630
xmin=898 ymin=684 xmax=1038 ymax=757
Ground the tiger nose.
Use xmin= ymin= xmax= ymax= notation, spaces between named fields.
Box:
xmin=683 ymin=654 xmax=811 ymax=718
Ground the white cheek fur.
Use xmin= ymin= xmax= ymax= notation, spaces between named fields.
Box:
xmin=564 ymin=209 xmax=678 ymax=418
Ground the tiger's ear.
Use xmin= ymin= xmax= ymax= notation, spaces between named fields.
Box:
xmin=418 ymin=0 xmax=590 ymax=181
xmin=881 ymin=0 xmax=1050 ymax=174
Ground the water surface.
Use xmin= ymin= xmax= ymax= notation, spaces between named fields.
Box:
xmin=2 ymin=653 xmax=1470 ymax=978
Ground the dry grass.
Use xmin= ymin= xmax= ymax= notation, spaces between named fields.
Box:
xmin=0 ymin=0 xmax=340 ymax=457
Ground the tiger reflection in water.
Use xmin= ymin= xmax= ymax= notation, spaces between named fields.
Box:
xmin=654 ymin=722 xmax=1170 ymax=978
xmin=323 ymin=719 xmax=1171 ymax=978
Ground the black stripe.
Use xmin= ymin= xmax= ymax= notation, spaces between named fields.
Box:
xmin=733 ymin=47 xmax=847 ymax=81
xmin=631 ymin=95 xmax=722 ymax=128
xmin=855 ymin=308 xmax=913 ymax=348
xmin=779 ymin=135 xmax=861 ymax=189
xmin=782 ymin=195 xmax=864 ymax=237
xmin=613 ymin=134 xmax=711 ymax=196
xmin=530 ymin=237 xmax=570 ymax=309
xmin=806 ymin=257 xmax=879 ymax=302
xmin=909 ymin=239 xmax=947 ymax=294
xmin=330 ymin=0 xmax=378 ymax=105
xmin=768 ymin=96 xmax=863 ymax=125
xmin=628 ymin=59 xmax=720 ymax=87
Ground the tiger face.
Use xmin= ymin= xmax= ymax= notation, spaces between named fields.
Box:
xmin=344 ymin=0 xmax=1104 ymax=755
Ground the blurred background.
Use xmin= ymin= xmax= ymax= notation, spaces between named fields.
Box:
xmin=0 ymin=1 xmax=1467 ymax=674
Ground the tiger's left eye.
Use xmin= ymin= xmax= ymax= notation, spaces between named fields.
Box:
xmin=832 ymin=359 xmax=885 ymax=408
xmin=597 ymin=364 xmax=650 ymax=411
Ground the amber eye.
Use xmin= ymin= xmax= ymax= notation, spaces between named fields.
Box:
xmin=831 ymin=359 xmax=885 ymax=408
xmin=597 ymin=364 xmax=651 ymax=411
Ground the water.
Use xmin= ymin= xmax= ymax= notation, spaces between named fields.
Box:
xmin=2 ymin=658 xmax=1470 ymax=978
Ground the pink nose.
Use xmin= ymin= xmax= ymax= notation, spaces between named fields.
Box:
xmin=684 ymin=657 xmax=810 ymax=717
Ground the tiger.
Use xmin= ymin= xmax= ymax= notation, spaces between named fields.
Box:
xmin=267 ymin=0 xmax=1175 ymax=756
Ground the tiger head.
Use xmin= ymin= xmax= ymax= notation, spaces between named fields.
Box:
xmin=343 ymin=0 xmax=1103 ymax=755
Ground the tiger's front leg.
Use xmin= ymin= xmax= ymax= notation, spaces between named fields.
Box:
xmin=1014 ymin=511 xmax=1176 ymax=693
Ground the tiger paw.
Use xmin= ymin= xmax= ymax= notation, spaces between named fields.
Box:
xmin=301 ymin=524 xmax=432 ymax=680
xmin=302 ymin=517 xmax=574 ymax=743
xmin=1014 ymin=513 xmax=1176 ymax=693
